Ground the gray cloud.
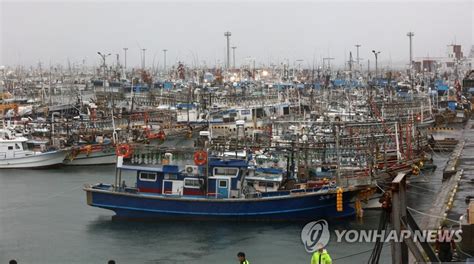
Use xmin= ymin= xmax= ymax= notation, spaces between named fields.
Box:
xmin=1 ymin=0 xmax=472 ymax=69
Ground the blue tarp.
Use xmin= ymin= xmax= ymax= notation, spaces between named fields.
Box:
xmin=163 ymin=82 xmax=173 ymax=90
xmin=437 ymin=84 xmax=449 ymax=91
xmin=133 ymin=85 xmax=149 ymax=92
xmin=176 ymin=103 xmax=196 ymax=110
xmin=256 ymin=167 xmax=283 ymax=174
xmin=333 ymin=79 xmax=345 ymax=86
xmin=435 ymin=80 xmax=449 ymax=91
xmin=448 ymin=101 xmax=457 ymax=110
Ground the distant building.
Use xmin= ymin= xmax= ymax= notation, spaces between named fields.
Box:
xmin=413 ymin=44 xmax=472 ymax=74
xmin=448 ymin=45 xmax=463 ymax=60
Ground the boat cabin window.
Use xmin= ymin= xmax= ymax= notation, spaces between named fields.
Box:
xmin=139 ymin=172 xmax=157 ymax=182
xmin=219 ymin=180 xmax=228 ymax=188
xmin=240 ymin=110 xmax=250 ymax=115
xmin=164 ymin=173 xmax=177 ymax=180
xmin=8 ymin=146 xmax=13 ymax=150
xmin=184 ymin=178 xmax=203 ymax=189
xmin=258 ymin=182 xmax=274 ymax=188
xmin=22 ymin=142 xmax=28 ymax=150
xmin=15 ymin=143 xmax=21 ymax=150
xmin=213 ymin=167 xmax=239 ymax=177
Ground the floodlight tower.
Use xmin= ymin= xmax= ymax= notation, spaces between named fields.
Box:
xmin=224 ymin=31 xmax=232 ymax=69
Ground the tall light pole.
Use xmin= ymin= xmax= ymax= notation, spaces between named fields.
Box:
xmin=163 ymin=49 xmax=167 ymax=74
xmin=97 ymin=51 xmax=111 ymax=93
xmin=224 ymin=31 xmax=232 ymax=70
xmin=97 ymin=51 xmax=111 ymax=79
xmin=372 ymin=50 xmax=381 ymax=78
xmin=231 ymin=46 xmax=237 ymax=69
xmin=123 ymin=48 xmax=128 ymax=70
xmin=141 ymin=48 xmax=146 ymax=70
xmin=407 ymin=32 xmax=414 ymax=70
xmin=355 ymin=44 xmax=361 ymax=70
xmin=407 ymin=32 xmax=415 ymax=89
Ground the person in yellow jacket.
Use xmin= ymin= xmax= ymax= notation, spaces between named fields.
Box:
xmin=311 ymin=243 xmax=332 ymax=264
xmin=237 ymin=252 xmax=250 ymax=264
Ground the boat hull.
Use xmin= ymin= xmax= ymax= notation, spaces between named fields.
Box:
xmin=85 ymin=187 xmax=359 ymax=221
xmin=0 ymin=150 xmax=67 ymax=168
xmin=64 ymin=152 xmax=116 ymax=166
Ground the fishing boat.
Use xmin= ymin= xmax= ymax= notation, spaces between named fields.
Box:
xmin=0 ymin=129 xmax=68 ymax=168
xmin=64 ymin=143 xmax=116 ymax=165
xmin=84 ymin=150 xmax=369 ymax=221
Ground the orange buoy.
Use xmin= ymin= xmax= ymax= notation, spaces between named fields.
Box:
xmin=115 ymin=144 xmax=133 ymax=158
xmin=193 ymin=150 xmax=207 ymax=166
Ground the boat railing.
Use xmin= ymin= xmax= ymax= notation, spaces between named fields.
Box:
xmin=243 ymin=192 xmax=262 ymax=199
xmin=290 ymin=189 xmax=307 ymax=195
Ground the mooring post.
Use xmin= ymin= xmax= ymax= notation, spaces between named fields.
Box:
xmin=391 ymin=172 xmax=409 ymax=264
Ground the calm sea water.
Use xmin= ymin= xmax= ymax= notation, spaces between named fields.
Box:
xmin=0 ymin=154 xmax=457 ymax=264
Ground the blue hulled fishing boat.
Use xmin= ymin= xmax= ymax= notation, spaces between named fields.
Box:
xmin=84 ymin=149 xmax=369 ymax=221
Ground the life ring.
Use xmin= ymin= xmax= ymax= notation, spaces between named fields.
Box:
xmin=116 ymin=144 xmax=133 ymax=158
xmin=157 ymin=130 xmax=166 ymax=141
xmin=194 ymin=150 xmax=207 ymax=166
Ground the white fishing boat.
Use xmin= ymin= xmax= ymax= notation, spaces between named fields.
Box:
xmin=0 ymin=130 xmax=68 ymax=168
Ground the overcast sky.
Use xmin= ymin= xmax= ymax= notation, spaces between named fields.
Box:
xmin=1 ymin=0 xmax=472 ymax=69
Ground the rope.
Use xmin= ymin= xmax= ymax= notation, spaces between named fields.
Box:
xmin=406 ymin=206 xmax=461 ymax=224
xmin=406 ymin=183 xmax=439 ymax=193
xmin=368 ymin=210 xmax=390 ymax=264
xmin=456 ymin=244 xmax=473 ymax=258
xmin=374 ymin=181 xmax=386 ymax=193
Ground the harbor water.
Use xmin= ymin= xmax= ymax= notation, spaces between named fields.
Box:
xmin=0 ymin=152 xmax=459 ymax=264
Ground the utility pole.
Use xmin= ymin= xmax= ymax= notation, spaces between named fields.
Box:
xmin=97 ymin=51 xmax=111 ymax=99
xmin=407 ymin=32 xmax=414 ymax=70
xmin=322 ymin=57 xmax=334 ymax=72
xmin=355 ymin=44 xmax=361 ymax=70
xmin=407 ymin=32 xmax=415 ymax=89
xmin=231 ymin=46 xmax=237 ymax=69
xmin=224 ymin=31 xmax=232 ymax=70
xmin=123 ymin=48 xmax=128 ymax=70
xmin=367 ymin=59 xmax=370 ymax=79
xmin=163 ymin=49 xmax=167 ymax=75
xmin=372 ymin=50 xmax=381 ymax=78
xmin=348 ymin=52 xmax=353 ymax=72
xmin=97 ymin=51 xmax=111 ymax=81
xmin=141 ymin=48 xmax=146 ymax=70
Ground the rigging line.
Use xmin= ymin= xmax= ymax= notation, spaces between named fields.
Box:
xmin=406 ymin=206 xmax=461 ymax=224
xmin=406 ymin=183 xmax=439 ymax=193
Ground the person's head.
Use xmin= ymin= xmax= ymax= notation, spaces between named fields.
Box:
xmin=9 ymin=260 xmax=17 ymax=264
xmin=237 ymin=252 xmax=246 ymax=261
xmin=108 ymin=260 xmax=116 ymax=264
xmin=441 ymin=224 xmax=449 ymax=231
xmin=316 ymin=243 xmax=325 ymax=253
